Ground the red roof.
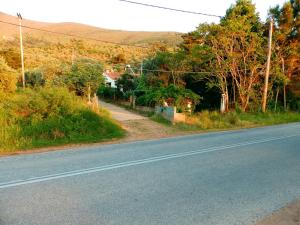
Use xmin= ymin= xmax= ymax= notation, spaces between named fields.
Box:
xmin=105 ymin=71 xmax=121 ymax=80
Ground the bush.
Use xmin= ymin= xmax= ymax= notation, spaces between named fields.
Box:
xmin=139 ymin=85 xmax=201 ymax=110
xmin=0 ymin=87 xmax=124 ymax=152
xmin=0 ymin=56 xmax=18 ymax=92
xmin=25 ymin=70 xmax=45 ymax=88
xmin=97 ymin=86 xmax=123 ymax=100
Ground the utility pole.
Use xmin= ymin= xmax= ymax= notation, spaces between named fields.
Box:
xmin=262 ymin=18 xmax=273 ymax=113
xmin=281 ymin=57 xmax=287 ymax=111
xmin=140 ymin=61 xmax=143 ymax=76
xmin=17 ymin=13 xmax=25 ymax=89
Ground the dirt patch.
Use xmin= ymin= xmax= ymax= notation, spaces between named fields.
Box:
xmin=120 ymin=119 xmax=180 ymax=142
xmin=98 ymin=101 xmax=188 ymax=141
xmin=254 ymin=200 xmax=300 ymax=225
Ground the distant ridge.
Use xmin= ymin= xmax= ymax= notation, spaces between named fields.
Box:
xmin=0 ymin=12 xmax=182 ymax=46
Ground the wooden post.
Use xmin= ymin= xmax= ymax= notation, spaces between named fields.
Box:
xmin=17 ymin=13 xmax=25 ymax=89
xmin=262 ymin=18 xmax=273 ymax=113
xmin=282 ymin=57 xmax=287 ymax=111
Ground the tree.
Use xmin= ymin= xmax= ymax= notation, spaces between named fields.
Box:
xmin=182 ymin=0 xmax=265 ymax=112
xmin=116 ymin=72 xmax=137 ymax=93
xmin=65 ymin=58 xmax=104 ymax=100
xmin=270 ymin=1 xmax=300 ymax=109
xmin=142 ymin=51 xmax=189 ymax=88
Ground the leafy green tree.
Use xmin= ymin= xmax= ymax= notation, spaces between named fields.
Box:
xmin=142 ymin=51 xmax=189 ymax=88
xmin=222 ymin=0 xmax=262 ymax=32
xmin=116 ymin=72 xmax=137 ymax=93
xmin=180 ymin=0 xmax=265 ymax=112
xmin=65 ymin=58 xmax=104 ymax=99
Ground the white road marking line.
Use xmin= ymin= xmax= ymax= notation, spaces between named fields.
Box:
xmin=0 ymin=134 xmax=299 ymax=190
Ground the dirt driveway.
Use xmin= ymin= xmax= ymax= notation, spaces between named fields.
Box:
xmin=99 ymin=101 xmax=181 ymax=142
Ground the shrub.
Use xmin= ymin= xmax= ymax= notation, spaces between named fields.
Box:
xmin=0 ymin=56 xmax=18 ymax=92
xmin=0 ymin=87 xmax=124 ymax=152
xmin=25 ymin=70 xmax=45 ymax=88
xmin=141 ymin=85 xmax=201 ymax=110
xmin=97 ymin=86 xmax=123 ymax=100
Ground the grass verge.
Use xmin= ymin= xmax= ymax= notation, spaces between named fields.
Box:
xmin=151 ymin=111 xmax=300 ymax=131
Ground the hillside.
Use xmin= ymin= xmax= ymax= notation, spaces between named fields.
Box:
xmin=0 ymin=11 xmax=182 ymax=72
xmin=0 ymin=12 xmax=181 ymax=46
xmin=0 ymin=12 xmax=52 ymax=37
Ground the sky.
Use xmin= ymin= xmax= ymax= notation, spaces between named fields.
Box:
xmin=1 ymin=0 xmax=287 ymax=32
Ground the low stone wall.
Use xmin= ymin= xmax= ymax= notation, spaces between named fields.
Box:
xmin=155 ymin=106 xmax=186 ymax=124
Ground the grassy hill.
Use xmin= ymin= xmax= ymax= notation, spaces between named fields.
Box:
xmin=0 ymin=12 xmax=182 ymax=71
xmin=0 ymin=12 xmax=181 ymax=47
xmin=0 ymin=12 xmax=52 ymax=37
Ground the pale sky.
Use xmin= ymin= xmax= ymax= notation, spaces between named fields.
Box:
xmin=1 ymin=0 xmax=287 ymax=32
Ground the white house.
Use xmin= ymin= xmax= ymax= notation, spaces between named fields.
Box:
xmin=103 ymin=70 xmax=121 ymax=88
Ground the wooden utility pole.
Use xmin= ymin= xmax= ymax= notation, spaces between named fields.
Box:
xmin=281 ymin=57 xmax=287 ymax=111
xmin=17 ymin=13 xmax=25 ymax=89
xmin=262 ymin=18 xmax=273 ymax=113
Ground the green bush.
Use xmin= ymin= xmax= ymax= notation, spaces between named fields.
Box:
xmin=25 ymin=70 xmax=45 ymax=88
xmin=97 ymin=86 xmax=123 ymax=100
xmin=0 ymin=87 xmax=124 ymax=152
xmin=139 ymin=85 xmax=201 ymax=110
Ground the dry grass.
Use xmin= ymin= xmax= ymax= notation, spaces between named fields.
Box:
xmin=0 ymin=12 xmax=182 ymax=46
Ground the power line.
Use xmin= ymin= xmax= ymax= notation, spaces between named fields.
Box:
xmin=127 ymin=66 xmax=217 ymax=75
xmin=0 ymin=20 xmax=150 ymax=49
xmin=118 ymin=0 xmax=222 ymax=18
xmin=128 ymin=65 xmax=257 ymax=75
xmin=139 ymin=68 xmax=212 ymax=74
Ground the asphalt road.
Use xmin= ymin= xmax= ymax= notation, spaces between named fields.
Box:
xmin=0 ymin=123 xmax=300 ymax=225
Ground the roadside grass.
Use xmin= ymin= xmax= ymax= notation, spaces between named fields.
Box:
xmin=0 ymin=88 xmax=125 ymax=153
xmin=150 ymin=111 xmax=300 ymax=131
xmin=20 ymin=109 xmax=125 ymax=149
